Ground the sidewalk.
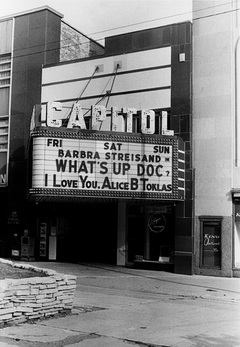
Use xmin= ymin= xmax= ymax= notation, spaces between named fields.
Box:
xmin=0 ymin=262 xmax=240 ymax=346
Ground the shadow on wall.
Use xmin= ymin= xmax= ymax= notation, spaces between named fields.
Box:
xmin=9 ymin=145 xmax=27 ymax=191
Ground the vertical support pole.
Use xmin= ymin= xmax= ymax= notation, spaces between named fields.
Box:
xmin=117 ymin=201 xmax=127 ymax=266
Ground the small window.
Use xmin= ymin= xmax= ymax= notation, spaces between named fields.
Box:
xmin=199 ymin=216 xmax=222 ymax=268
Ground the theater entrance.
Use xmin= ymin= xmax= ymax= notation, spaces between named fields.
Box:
xmin=66 ymin=201 xmax=118 ymax=264
xmin=36 ymin=201 xmax=118 ymax=264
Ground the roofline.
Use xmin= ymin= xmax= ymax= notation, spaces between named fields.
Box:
xmin=0 ymin=6 xmax=63 ymax=22
xmin=105 ymin=20 xmax=192 ymax=40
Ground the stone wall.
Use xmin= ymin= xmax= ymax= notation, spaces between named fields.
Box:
xmin=60 ymin=22 xmax=104 ymax=62
xmin=0 ymin=259 xmax=76 ymax=325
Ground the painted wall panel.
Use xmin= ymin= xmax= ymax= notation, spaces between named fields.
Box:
xmin=41 ymin=68 xmax=171 ymax=104
xmin=193 ymin=12 xmax=233 ymax=217
xmin=40 ymin=88 xmax=171 ymax=124
xmin=42 ymin=47 xmax=171 ymax=84
xmin=102 ymin=89 xmax=171 ymax=110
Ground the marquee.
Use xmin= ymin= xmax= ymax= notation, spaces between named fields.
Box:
xmin=29 ymin=129 xmax=185 ymax=201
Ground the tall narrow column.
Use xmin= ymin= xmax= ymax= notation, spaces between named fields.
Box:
xmin=117 ymin=201 xmax=127 ymax=266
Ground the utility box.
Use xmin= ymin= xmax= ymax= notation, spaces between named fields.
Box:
xmin=20 ymin=236 xmax=35 ymax=261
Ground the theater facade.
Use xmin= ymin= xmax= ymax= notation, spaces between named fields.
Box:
xmin=2 ymin=4 xmax=240 ymax=277
xmin=27 ymin=22 xmax=193 ymax=274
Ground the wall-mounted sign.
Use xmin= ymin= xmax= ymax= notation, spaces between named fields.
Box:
xmin=8 ymin=211 xmax=20 ymax=225
xmin=0 ymin=160 xmax=7 ymax=186
xmin=0 ymin=173 xmax=6 ymax=186
xmin=235 ymin=204 xmax=240 ymax=222
xmin=200 ymin=217 xmax=222 ymax=268
xmin=148 ymin=213 xmax=166 ymax=233
xmin=29 ymin=129 xmax=184 ymax=201
xmin=31 ymin=102 xmax=174 ymax=136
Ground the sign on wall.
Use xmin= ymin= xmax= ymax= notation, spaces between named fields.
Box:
xmin=200 ymin=217 xmax=222 ymax=268
xmin=30 ymin=130 xmax=184 ymax=200
xmin=235 ymin=204 xmax=240 ymax=222
xmin=148 ymin=213 xmax=166 ymax=233
xmin=31 ymin=102 xmax=174 ymax=136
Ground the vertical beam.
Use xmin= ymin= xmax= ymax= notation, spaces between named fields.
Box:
xmin=117 ymin=201 xmax=127 ymax=266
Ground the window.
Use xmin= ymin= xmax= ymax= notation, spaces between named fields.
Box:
xmin=0 ymin=55 xmax=11 ymax=86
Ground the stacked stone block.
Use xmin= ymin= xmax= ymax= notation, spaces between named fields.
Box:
xmin=0 ymin=259 xmax=76 ymax=325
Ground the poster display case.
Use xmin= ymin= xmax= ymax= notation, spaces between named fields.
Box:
xmin=199 ymin=216 xmax=222 ymax=268
xmin=39 ymin=222 xmax=47 ymax=258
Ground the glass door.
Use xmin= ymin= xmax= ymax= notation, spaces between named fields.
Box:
xmin=146 ymin=206 xmax=174 ymax=263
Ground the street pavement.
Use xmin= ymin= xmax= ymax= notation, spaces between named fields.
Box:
xmin=0 ymin=262 xmax=240 ymax=346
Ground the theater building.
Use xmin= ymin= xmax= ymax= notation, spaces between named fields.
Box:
xmin=28 ymin=21 xmax=193 ymax=274
xmin=0 ymin=6 xmax=194 ymax=274
xmin=2 ymin=3 xmax=240 ymax=278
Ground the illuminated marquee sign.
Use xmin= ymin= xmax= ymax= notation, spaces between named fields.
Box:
xmin=30 ymin=129 xmax=185 ymax=201
xmin=32 ymin=101 xmax=174 ymax=136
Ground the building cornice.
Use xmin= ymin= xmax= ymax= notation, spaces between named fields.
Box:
xmin=0 ymin=6 xmax=63 ymax=23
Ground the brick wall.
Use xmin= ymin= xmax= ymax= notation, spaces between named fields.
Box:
xmin=0 ymin=259 xmax=76 ymax=325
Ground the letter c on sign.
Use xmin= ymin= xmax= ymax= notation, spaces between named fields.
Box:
xmin=47 ymin=101 xmax=63 ymax=127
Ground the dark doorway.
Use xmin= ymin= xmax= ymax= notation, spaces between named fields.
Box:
xmin=65 ymin=201 xmax=118 ymax=264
